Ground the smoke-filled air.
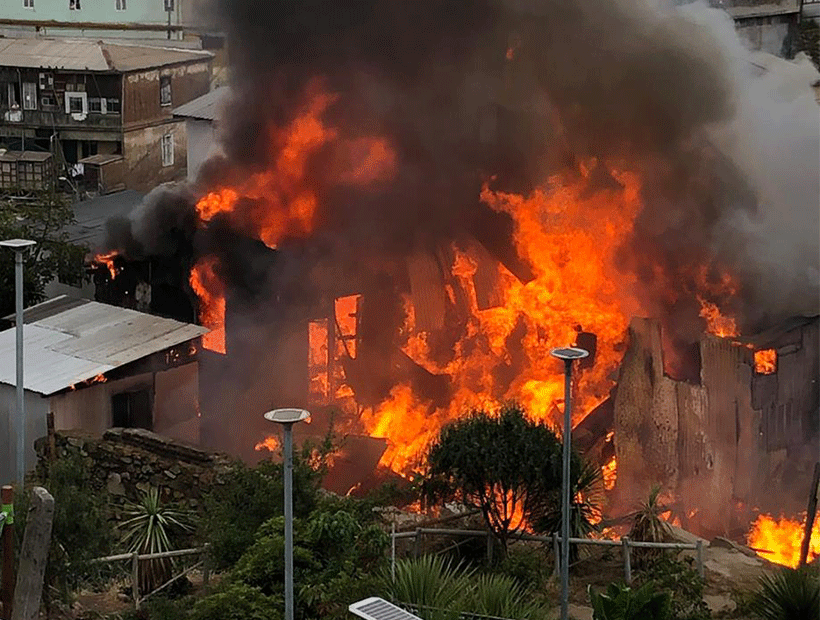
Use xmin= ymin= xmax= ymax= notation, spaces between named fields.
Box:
xmin=99 ymin=0 xmax=819 ymax=473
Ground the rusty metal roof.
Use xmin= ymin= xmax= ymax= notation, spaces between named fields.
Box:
xmin=0 ymin=38 xmax=212 ymax=72
xmin=0 ymin=297 xmax=208 ymax=395
xmin=173 ymin=85 xmax=229 ymax=121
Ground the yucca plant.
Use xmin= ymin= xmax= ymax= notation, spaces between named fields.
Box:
xmin=629 ymin=486 xmax=671 ymax=567
xmin=383 ymin=555 xmax=473 ymax=620
xmin=463 ymin=573 xmax=549 ymax=619
xmin=748 ymin=565 xmax=820 ymax=620
xmin=119 ymin=487 xmax=194 ymax=595
xmin=589 ymin=582 xmax=672 ymax=620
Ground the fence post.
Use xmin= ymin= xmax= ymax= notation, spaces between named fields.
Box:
xmin=486 ymin=532 xmax=494 ymax=565
xmin=695 ymin=540 xmax=704 ymax=578
xmin=1 ymin=486 xmax=14 ymax=620
xmin=621 ymin=537 xmax=632 ymax=585
xmin=11 ymin=488 xmax=54 ymax=620
xmin=414 ymin=528 xmax=422 ymax=558
xmin=552 ymin=532 xmax=560 ymax=578
xmin=131 ymin=552 xmax=140 ymax=610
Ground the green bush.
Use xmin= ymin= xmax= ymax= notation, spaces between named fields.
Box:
xmin=189 ymin=583 xmax=280 ymax=620
xmin=497 ymin=544 xmax=550 ymax=590
xmin=634 ymin=555 xmax=710 ymax=620
xmin=588 ymin=582 xmax=672 ymax=620
xmin=464 ymin=573 xmax=549 ymax=619
xmin=201 ymin=457 xmax=321 ymax=569
xmin=748 ymin=565 xmax=819 ymax=620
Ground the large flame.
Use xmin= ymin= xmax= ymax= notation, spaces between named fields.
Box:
xmin=747 ymin=513 xmax=820 ymax=568
xmin=361 ymin=168 xmax=645 ymax=471
xmin=754 ymin=349 xmax=777 ymax=374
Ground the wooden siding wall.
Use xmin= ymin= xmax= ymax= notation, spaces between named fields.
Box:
xmin=123 ymin=60 xmax=210 ymax=127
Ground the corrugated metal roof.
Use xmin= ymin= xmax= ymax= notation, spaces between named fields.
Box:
xmin=0 ymin=297 xmax=207 ymax=396
xmin=66 ymin=189 xmax=145 ymax=248
xmin=173 ymin=86 xmax=229 ymax=121
xmin=0 ymin=38 xmax=211 ymax=72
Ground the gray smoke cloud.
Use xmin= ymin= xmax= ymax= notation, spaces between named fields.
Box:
xmin=101 ymin=0 xmax=819 ymax=379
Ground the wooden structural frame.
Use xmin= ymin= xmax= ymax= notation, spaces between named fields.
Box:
xmin=392 ymin=528 xmax=704 ymax=585
xmin=90 ymin=546 xmax=209 ymax=610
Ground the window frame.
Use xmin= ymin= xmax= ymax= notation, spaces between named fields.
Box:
xmin=116 ymin=0 xmax=126 ymax=9
xmin=161 ymin=132 xmax=174 ymax=167
xmin=23 ymin=0 xmax=34 ymax=9
xmin=159 ymin=75 xmax=172 ymax=107
xmin=22 ymin=82 xmax=37 ymax=110
xmin=64 ymin=91 xmax=88 ymax=115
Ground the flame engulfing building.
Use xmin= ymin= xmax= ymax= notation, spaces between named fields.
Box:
xmin=613 ymin=315 xmax=819 ymax=537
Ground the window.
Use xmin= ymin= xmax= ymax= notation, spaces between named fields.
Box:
xmin=6 ymin=83 xmax=19 ymax=108
xmin=112 ymin=389 xmax=152 ymax=429
xmin=41 ymin=95 xmax=56 ymax=109
xmin=22 ymin=83 xmax=37 ymax=110
xmin=105 ymin=98 xmax=120 ymax=113
xmin=164 ymin=0 xmax=174 ymax=11
xmin=88 ymin=97 xmax=102 ymax=113
xmin=160 ymin=75 xmax=172 ymax=106
xmin=38 ymin=72 xmax=53 ymax=92
xmin=161 ymin=133 xmax=174 ymax=166
xmin=23 ymin=0 xmax=34 ymax=8
xmin=116 ymin=0 xmax=126 ymax=8
xmin=69 ymin=0 xmax=81 ymax=9
xmin=65 ymin=92 xmax=87 ymax=115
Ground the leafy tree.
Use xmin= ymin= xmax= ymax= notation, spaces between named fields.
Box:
xmin=0 ymin=193 xmax=85 ymax=316
xmin=425 ymin=405 xmax=574 ymax=553
xmin=201 ymin=451 xmax=323 ymax=569
xmin=189 ymin=583 xmax=280 ymax=620
xmin=748 ymin=565 xmax=819 ymax=620
xmin=588 ymin=582 xmax=672 ymax=620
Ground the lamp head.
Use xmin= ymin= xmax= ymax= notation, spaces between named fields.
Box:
xmin=263 ymin=408 xmax=311 ymax=425
xmin=550 ymin=347 xmax=590 ymax=361
xmin=0 ymin=239 xmax=36 ymax=250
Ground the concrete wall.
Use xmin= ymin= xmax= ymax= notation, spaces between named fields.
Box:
xmin=153 ymin=362 xmax=200 ymax=444
xmin=3 ymin=0 xmax=184 ymax=27
xmin=0 ymin=385 xmax=49 ymax=484
xmin=184 ymin=117 xmax=216 ymax=181
xmin=736 ymin=17 xmax=794 ymax=55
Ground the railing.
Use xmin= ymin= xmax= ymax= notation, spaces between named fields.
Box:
xmin=89 ymin=546 xmax=209 ymax=609
xmin=392 ymin=528 xmax=704 ymax=584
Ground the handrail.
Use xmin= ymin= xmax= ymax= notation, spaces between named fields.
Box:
xmin=90 ymin=547 xmax=205 ymax=564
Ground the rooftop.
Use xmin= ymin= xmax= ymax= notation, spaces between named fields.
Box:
xmin=67 ymin=189 xmax=145 ymax=248
xmin=173 ymin=85 xmax=230 ymax=121
xmin=0 ymin=38 xmax=212 ymax=72
xmin=0 ymin=297 xmax=207 ymax=395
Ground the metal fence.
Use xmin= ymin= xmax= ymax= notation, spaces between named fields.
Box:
xmin=392 ymin=528 xmax=704 ymax=584
xmin=89 ymin=546 xmax=209 ymax=609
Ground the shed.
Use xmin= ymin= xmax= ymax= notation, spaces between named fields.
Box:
xmin=0 ymin=150 xmax=54 ymax=192
xmin=0 ymin=296 xmax=208 ymax=483
xmin=78 ymin=154 xmax=126 ymax=195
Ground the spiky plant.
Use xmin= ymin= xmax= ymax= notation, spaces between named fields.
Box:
xmin=464 ymin=573 xmax=549 ymax=619
xmin=119 ymin=487 xmax=194 ymax=595
xmin=384 ymin=555 xmax=473 ymax=620
xmin=629 ymin=486 xmax=671 ymax=567
xmin=588 ymin=582 xmax=672 ymax=620
xmin=748 ymin=565 xmax=819 ymax=620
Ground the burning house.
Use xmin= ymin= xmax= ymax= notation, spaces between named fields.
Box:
xmin=91 ymin=0 xmax=819 ymax=540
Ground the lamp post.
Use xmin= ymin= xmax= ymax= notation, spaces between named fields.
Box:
xmin=550 ymin=346 xmax=589 ymax=620
xmin=1 ymin=239 xmax=35 ymax=488
xmin=263 ymin=408 xmax=310 ymax=620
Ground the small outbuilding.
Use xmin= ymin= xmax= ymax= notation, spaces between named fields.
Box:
xmin=0 ymin=296 xmax=208 ymax=483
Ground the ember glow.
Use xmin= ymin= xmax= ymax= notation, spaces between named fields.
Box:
xmin=754 ymin=349 xmax=777 ymax=375
xmin=602 ymin=456 xmax=617 ymax=491
xmin=747 ymin=513 xmax=820 ymax=568
xmin=255 ymin=435 xmax=280 ymax=452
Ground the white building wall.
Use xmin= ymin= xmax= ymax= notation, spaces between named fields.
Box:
xmin=154 ymin=362 xmax=200 ymax=444
xmin=0 ymin=385 xmax=49 ymax=484
xmin=185 ymin=118 xmax=216 ymax=182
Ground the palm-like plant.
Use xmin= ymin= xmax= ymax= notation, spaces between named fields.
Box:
xmin=119 ymin=487 xmax=194 ymax=594
xmin=464 ymin=573 xmax=549 ymax=619
xmin=629 ymin=486 xmax=671 ymax=567
xmin=748 ymin=565 xmax=819 ymax=620
xmin=384 ymin=555 xmax=472 ymax=620
xmin=589 ymin=582 xmax=672 ymax=620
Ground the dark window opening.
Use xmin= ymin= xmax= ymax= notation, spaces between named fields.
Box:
xmin=160 ymin=75 xmax=172 ymax=106
xmin=112 ymin=389 xmax=152 ymax=429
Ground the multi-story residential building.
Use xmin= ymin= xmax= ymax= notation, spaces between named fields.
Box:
xmin=0 ymin=0 xmax=209 ymax=41
xmin=0 ymin=38 xmax=212 ymax=190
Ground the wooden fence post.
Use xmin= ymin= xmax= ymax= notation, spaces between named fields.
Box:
xmin=45 ymin=414 xmax=56 ymax=465
xmin=485 ymin=532 xmax=493 ymax=565
xmin=552 ymin=533 xmax=560 ymax=578
xmin=621 ymin=537 xmax=631 ymax=585
xmin=11 ymin=487 xmax=54 ymax=620
xmin=1 ymin=486 xmax=14 ymax=620
xmin=799 ymin=462 xmax=820 ymax=567
xmin=414 ymin=528 xmax=421 ymax=558
xmin=202 ymin=544 xmax=210 ymax=587
xmin=695 ymin=540 xmax=704 ymax=578
xmin=131 ymin=553 xmax=140 ymax=610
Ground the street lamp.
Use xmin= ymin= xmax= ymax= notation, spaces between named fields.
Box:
xmin=550 ymin=346 xmax=589 ymax=620
xmin=0 ymin=239 xmax=35 ymax=488
xmin=263 ymin=407 xmax=310 ymax=620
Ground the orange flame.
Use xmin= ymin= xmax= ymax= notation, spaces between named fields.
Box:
xmin=602 ymin=456 xmax=617 ymax=491
xmin=189 ymin=257 xmax=226 ymax=354
xmin=69 ymin=373 xmax=107 ymax=391
xmin=255 ymin=435 xmax=280 ymax=452
xmin=747 ymin=513 xmax=820 ymax=568
xmin=95 ymin=251 xmax=120 ymax=279
xmin=754 ymin=349 xmax=777 ymax=375
xmin=362 ymin=166 xmax=646 ymax=472
xmin=698 ymin=296 xmax=738 ymax=338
